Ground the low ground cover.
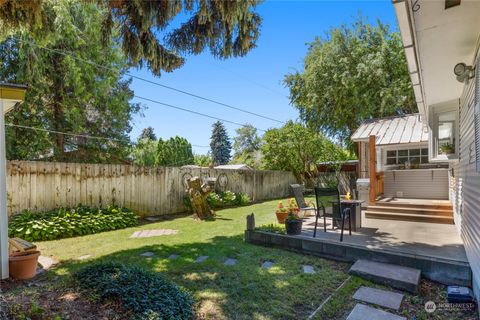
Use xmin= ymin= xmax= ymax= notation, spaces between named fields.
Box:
xmin=8 ymin=205 xmax=137 ymax=241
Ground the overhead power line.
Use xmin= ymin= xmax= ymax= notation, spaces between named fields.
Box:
xmin=19 ymin=39 xmax=286 ymax=124
xmin=5 ymin=123 xmax=210 ymax=148
xmin=134 ymin=95 xmax=267 ymax=132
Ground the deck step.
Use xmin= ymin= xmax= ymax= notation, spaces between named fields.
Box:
xmin=349 ymin=259 xmax=421 ymax=293
xmin=365 ymin=211 xmax=454 ymax=224
xmin=374 ymin=201 xmax=452 ymax=210
xmin=367 ymin=205 xmax=453 ymax=217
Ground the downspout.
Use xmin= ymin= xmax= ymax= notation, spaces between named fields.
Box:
xmin=0 ymin=97 xmax=8 ymax=279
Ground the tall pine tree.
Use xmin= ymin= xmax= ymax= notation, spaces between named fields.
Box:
xmin=210 ymin=121 xmax=232 ymax=165
xmin=0 ymin=0 xmax=262 ymax=76
xmin=1 ymin=0 xmax=140 ymax=163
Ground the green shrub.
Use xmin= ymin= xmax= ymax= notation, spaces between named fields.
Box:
xmin=256 ymin=224 xmax=286 ymax=234
xmin=8 ymin=205 xmax=138 ymax=241
xmin=184 ymin=190 xmax=251 ymax=211
xmin=73 ymin=262 xmax=193 ymax=320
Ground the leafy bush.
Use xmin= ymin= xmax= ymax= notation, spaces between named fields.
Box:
xmin=73 ymin=262 xmax=193 ymax=320
xmin=184 ymin=190 xmax=251 ymax=210
xmin=9 ymin=205 xmax=138 ymax=241
xmin=256 ymin=224 xmax=286 ymax=234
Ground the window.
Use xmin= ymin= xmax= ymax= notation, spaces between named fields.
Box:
xmin=384 ymin=148 xmax=429 ymax=165
xmin=430 ymin=101 xmax=459 ymax=161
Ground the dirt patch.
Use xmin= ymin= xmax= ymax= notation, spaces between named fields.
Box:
xmin=1 ymin=276 xmax=126 ymax=320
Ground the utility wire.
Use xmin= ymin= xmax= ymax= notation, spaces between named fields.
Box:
xmin=19 ymin=39 xmax=285 ymax=124
xmin=5 ymin=123 xmax=210 ymax=148
xmin=134 ymin=95 xmax=267 ymax=132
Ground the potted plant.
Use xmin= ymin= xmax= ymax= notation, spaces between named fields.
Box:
xmin=275 ymin=201 xmax=289 ymax=224
xmin=9 ymin=250 xmax=41 ymax=280
xmin=285 ymin=213 xmax=303 ymax=235
xmin=440 ymin=143 xmax=455 ymax=155
xmin=287 ymin=198 xmax=300 ymax=216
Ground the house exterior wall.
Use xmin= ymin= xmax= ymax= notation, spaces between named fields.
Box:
xmin=450 ymin=53 xmax=480 ymax=298
xmin=383 ymin=169 xmax=449 ymax=199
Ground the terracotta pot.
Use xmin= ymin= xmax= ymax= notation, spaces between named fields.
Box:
xmin=275 ymin=211 xmax=289 ymax=224
xmin=9 ymin=250 xmax=40 ymax=280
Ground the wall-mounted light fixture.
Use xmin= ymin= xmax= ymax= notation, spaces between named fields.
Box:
xmin=454 ymin=63 xmax=474 ymax=84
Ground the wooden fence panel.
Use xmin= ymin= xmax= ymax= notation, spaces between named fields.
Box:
xmin=6 ymin=161 xmax=296 ymax=217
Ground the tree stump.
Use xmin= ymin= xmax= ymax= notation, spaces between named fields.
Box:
xmin=187 ymin=176 xmax=215 ymax=220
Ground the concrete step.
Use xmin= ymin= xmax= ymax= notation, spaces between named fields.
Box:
xmin=347 ymin=303 xmax=406 ymax=320
xmin=374 ymin=201 xmax=452 ymax=210
xmin=367 ymin=205 xmax=453 ymax=217
xmin=349 ymin=259 xmax=421 ymax=293
xmin=365 ymin=211 xmax=454 ymax=224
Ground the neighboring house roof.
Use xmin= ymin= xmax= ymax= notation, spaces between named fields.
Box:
xmin=214 ymin=164 xmax=252 ymax=170
xmin=351 ymin=114 xmax=428 ymax=146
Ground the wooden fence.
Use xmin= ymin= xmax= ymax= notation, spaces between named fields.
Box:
xmin=6 ymin=161 xmax=297 ymax=217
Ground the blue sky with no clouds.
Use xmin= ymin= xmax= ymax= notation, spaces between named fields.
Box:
xmin=128 ymin=0 xmax=398 ymax=154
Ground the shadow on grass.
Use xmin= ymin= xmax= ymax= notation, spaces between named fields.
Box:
xmin=56 ymin=234 xmax=349 ymax=320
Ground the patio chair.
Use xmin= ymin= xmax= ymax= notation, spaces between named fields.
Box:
xmin=313 ymin=187 xmax=352 ymax=242
xmin=290 ymin=184 xmax=316 ymax=217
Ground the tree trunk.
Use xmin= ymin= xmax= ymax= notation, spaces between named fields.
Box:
xmin=187 ymin=176 xmax=215 ymax=220
xmin=52 ymin=53 xmax=66 ymax=161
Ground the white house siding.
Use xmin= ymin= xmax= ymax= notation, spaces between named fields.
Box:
xmin=451 ymin=56 xmax=480 ymax=298
xmin=383 ymin=169 xmax=449 ymax=199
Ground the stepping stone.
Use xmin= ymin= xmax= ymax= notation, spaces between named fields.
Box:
xmin=144 ymin=216 xmax=161 ymax=222
xmin=302 ymin=265 xmax=315 ymax=274
xmin=77 ymin=255 xmax=92 ymax=260
xmin=140 ymin=251 xmax=155 ymax=257
xmin=130 ymin=229 xmax=178 ymax=238
xmin=224 ymin=258 xmax=237 ymax=266
xmin=38 ymin=256 xmax=57 ymax=270
xmin=349 ymin=260 xmax=421 ymax=293
xmin=261 ymin=261 xmax=274 ymax=269
xmin=168 ymin=254 xmax=179 ymax=260
xmin=347 ymin=304 xmax=406 ymax=320
xmin=353 ymin=286 xmax=404 ymax=310
xmin=195 ymin=255 xmax=208 ymax=263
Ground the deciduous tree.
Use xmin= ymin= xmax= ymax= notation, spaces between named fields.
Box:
xmin=232 ymin=124 xmax=262 ymax=168
xmin=284 ymin=16 xmax=415 ymax=152
xmin=262 ymin=121 xmax=349 ymax=183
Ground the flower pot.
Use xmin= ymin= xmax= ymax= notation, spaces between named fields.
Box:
xmin=285 ymin=219 xmax=303 ymax=235
xmin=9 ymin=250 xmax=40 ymax=280
xmin=275 ymin=211 xmax=289 ymax=224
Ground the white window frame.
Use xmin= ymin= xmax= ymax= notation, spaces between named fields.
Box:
xmin=428 ymin=100 xmax=460 ymax=162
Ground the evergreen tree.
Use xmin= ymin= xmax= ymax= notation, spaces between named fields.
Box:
xmin=210 ymin=121 xmax=232 ymax=165
xmin=138 ymin=127 xmax=157 ymax=141
xmin=0 ymin=0 xmax=262 ymax=76
xmin=131 ymin=135 xmax=194 ymax=167
xmin=0 ymin=0 xmax=140 ymax=163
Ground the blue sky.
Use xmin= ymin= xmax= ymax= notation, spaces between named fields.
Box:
xmin=128 ymin=0 xmax=398 ymax=154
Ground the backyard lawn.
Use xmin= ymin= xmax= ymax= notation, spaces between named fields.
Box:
xmin=4 ymin=199 xmax=477 ymax=320
xmin=5 ymin=199 xmax=350 ymax=319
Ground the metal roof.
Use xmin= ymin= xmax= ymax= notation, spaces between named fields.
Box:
xmin=351 ymin=114 xmax=428 ymax=146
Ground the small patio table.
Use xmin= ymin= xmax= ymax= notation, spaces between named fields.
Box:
xmin=329 ymin=199 xmax=364 ymax=231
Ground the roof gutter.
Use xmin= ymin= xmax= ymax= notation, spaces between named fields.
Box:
xmin=392 ymin=0 xmax=428 ymax=123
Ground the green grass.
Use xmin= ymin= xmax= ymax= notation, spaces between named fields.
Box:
xmin=35 ymin=199 xmax=350 ymax=319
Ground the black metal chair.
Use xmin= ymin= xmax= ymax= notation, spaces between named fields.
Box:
xmin=290 ymin=184 xmax=316 ymax=217
xmin=313 ymin=187 xmax=352 ymax=242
